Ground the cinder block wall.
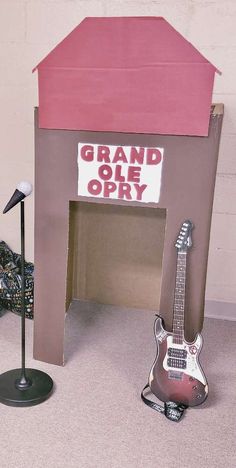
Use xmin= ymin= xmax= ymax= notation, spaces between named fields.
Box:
xmin=0 ymin=1 xmax=235 ymax=312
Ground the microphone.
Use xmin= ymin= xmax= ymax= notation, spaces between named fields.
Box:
xmin=3 ymin=181 xmax=33 ymax=214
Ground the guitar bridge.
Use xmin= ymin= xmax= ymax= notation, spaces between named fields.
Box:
xmin=168 ymin=370 xmax=183 ymax=381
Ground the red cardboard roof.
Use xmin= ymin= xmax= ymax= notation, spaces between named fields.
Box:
xmin=34 ymin=17 xmax=219 ymax=73
xmin=33 ymin=17 xmax=220 ymax=136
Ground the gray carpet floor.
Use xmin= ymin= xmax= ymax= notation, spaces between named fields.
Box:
xmin=0 ymin=300 xmax=236 ymax=468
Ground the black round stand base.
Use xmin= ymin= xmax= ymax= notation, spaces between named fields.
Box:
xmin=0 ymin=369 xmax=53 ymax=407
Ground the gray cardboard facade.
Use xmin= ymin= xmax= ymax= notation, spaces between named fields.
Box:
xmin=34 ymin=105 xmax=223 ymax=365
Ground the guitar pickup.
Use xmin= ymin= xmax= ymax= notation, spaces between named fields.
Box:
xmin=168 ymin=348 xmax=187 ymax=359
xmin=167 ymin=358 xmax=187 ymax=369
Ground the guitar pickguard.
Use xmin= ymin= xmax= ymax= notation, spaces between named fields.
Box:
xmin=162 ymin=334 xmax=206 ymax=385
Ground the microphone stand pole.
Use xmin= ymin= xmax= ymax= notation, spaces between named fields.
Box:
xmin=15 ymin=201 xmax=32 ymax=390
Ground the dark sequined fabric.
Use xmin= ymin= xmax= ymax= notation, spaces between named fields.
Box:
xmin=0 ymin=241 xmax=34 ymax=319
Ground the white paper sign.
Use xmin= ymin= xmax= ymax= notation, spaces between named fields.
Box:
xmin=77 ymin=143 xmax=164 ymax=203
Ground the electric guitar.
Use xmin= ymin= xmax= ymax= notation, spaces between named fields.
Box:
xmin=149 ymin=220 xmax=208 ymax=407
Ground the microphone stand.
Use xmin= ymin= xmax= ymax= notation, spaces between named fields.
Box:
xmin=0 ymin=197 xmax=53 ymax=406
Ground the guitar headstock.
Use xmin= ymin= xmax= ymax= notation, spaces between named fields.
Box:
xmin=175 ymin=220 xmax=194 ymax=252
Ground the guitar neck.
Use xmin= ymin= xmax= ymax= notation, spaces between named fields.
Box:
xmin=172 ymin=251 xmax=187 ymax=344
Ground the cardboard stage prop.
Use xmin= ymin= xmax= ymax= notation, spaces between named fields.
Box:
xmin=33 ymin=17 xmax=223 ymax=366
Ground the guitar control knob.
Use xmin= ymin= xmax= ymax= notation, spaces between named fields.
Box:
xmin=196 ymin=394 xmax=202 ymax=399
xmin=192 ymin=385 xmax=198 ymax=390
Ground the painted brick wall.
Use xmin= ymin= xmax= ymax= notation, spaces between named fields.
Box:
xmin=0 ymin=0 xmax=235 ymax=306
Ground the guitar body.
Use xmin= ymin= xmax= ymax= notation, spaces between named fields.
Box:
xmin=149 ymin=316 xmax=208 ymax=407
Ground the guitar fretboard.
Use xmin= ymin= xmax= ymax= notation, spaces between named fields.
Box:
xmin=173 ymin=252 xmax=186 ymax=344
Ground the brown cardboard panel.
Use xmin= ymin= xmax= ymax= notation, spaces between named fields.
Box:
xmin=66 ymin=202 xmax=77 ymax=310
xmin=34 ymin=106 xmax=223 ymax=365
xmin=69 ymin=202 xmax=166 ymax=310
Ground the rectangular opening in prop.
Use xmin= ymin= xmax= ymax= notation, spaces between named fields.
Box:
xmin=66 ymin=202 xmax=167 ymax=311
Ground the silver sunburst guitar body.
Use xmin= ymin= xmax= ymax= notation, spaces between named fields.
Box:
xmin=149 ymin=315 xmax=208 ymax=406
